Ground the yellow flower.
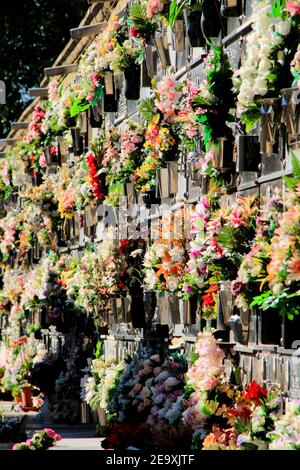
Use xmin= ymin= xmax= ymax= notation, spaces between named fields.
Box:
xmin=159 ymin=127 xmax=169 ymax=135
xmin=151 ymin=114 xmax=160 ymax=125
xmin=111 ymin=38 xmax=117 ymax=47
xmin=167 ymin=136 xmax=176 ymax=146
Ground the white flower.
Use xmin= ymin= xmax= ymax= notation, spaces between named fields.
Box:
xmin=254 ymin=77 xmax=268 ymax=96
xmin=169 ymin=247 xmax=184 ymax=263
xmin=166 ymin=276 xmax=179 ymax=292
xmin=144 ymin=270 xmax=159 ymax=290
xmin=164 ymin=377 xmax=179 ymax=391
xmin=130 ymin=249 xmax=143 ymax=258
xmin=155 ymin=244 xmax=167 ymax=258
xmin=276 ymin=21 xmax=291 ymax=36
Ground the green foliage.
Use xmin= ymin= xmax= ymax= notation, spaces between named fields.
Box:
xmin=284 ymin=151 xmax=300 ymax=190
xmin=169 ymin=1 xmax=185 ymax=29
xmin=193 ymin=42 xmax=235 ymax=149
xmin=94 ymin=340 xmax=103 ymax=359
xmin=189 ymin=345 xmax=198 ymax=365
xmin=69 ymin=98 xmax=91 ymax=118
xmin=139 ymin=96 xmax=156 ymax=123
xmin=128 ymin=2 xmax=157 ymax=42
xmin=240 ymin=108 xmax=261 ymax=133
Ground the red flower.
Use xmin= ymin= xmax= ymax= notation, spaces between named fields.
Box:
xmin=129 ymin=26 xmax=141 ymax=38
xmin=243 ymin=381 xmax=267 ymax=404
xmin=119 ymin=240 xmax=129 ymax=253
xmin=227 ymin=405 xmax=252 ymax=420
xmin=202 ymin=292 xmax=215 ymax=308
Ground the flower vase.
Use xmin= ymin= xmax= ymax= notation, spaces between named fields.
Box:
xmin=171 ymin=19 xmax=185 ymax=52
xmin=214 ymin=136 xmax=234 ymax=171
xmin=44 ymin=145 xmax=60 ymax=166
xmin=58 ymin=137 xmax=67 ymax=164
xmin=184 ymin=8 xmax=206 ymax=47
xmin=125 ymin=182 xmax=136 ymax=207
xmin=141 ymin=188 xmax=160 ymax=209
xmin=97 ymin=407 xmax=106 ymax=426
xmin=124 ymin=65 xmax=141 ymax=100
xmin=228 ymin=313 xmax=248 ymax=345
xmin=255 ymin=307 xmax=281 ymax=345
xmin=80 ymin=402 xmax=90 ymax=424
xmin=179 ymin=297 xmax=198 ymax=325
xmin=144 ymin=44 xmax=158 ymax=77
xmin=236 ymin=134 xmax=261 ymax=172
xmin=221 ymin=0 xmax=243 ymax=17
xmin=104 ymin=71 xmax=118 ymax=112
xmin=154 ymin=30 xmax=171 ymax=67
xmin=90 ymin=100 xmax=103 ymax=128
xmin=280 ymin=313 xmax=300 ymax=349
xmin=218 ymin=280 xmax=233 ymax=327
xmin=21 ymin=385 xmax=33 ymax=409
xmin=130 ymin=295 xmax=146 ymax=328
xmin=70 ymin=127 xmax=84 ymax=156
xmin=281 ymin=87 xmax=300 ymax=139
xmin=143 ymin=291 xmax=157 ymax=328
xmin=141 ymin=60 xmax=152 ymax=88
xmin=260 ymin=97 xmax=281 ymax=156
xmin=201 ymin=0 xmax=222 ymax=39
xmin=14 ymin=395 xmax=22 ymax=404
xmin=168 ymin=295 xmax=180 ymax=325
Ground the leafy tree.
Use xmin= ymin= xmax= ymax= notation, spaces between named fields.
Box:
xmin=0 ymin=0 xmax=87 ymax=137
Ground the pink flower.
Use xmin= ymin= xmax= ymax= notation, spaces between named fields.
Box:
xmin=44 ymin=428 xmax=57 ymax=438
xmin=184 ymin=285 xmax=194 ymax=294
xmin=130 ymin=26 xmax=138 ymax=38
xmin=287 ymin=1 xmax=300 ymax=16
xmin=130 ymin=135 xmax=142 ymax=144
xmin=186 ymin=129 xmax=197 ymax=139
xmin=86 ymin=93 xmax=94 ymax=103
xmin=229 ymin=208 xmax=243 ymax=227
xmin=39 ymin=153 xmax=47 ymax=168
xmin=189 ymin=248 xmax=202 ymax=258
xmin=122 ymin=140 xmax=136 ymax=154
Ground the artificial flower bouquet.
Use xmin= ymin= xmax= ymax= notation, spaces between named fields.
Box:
xmin=235 ymin=0 xmax=300 ymax=131
xmin=143 ymin=238 xmax=186 ymax=293
xmin=181 ymin=329 xmax=237 ymax=448
xmin=109 ymin=40 xmax=144 ymax=74
xmin=0 ymin=158 xmax=13 ymax=201
xmin=103 ymin=122 xmax=145 ymax=206
xmin=231 ymin=192 xmax=283 ymax=310
xmin=133 ymin=79 xmax=180 ymax=190
xmin=251 ymin=186 xmax=300 ymax=319
xmin=12 ymin=427 xmax=61 ymax=451
xmin=106 ymin=346 xmax=187 ymax=430
xmin=83 ymin=354 xmax=125 ymax=411
xmin=192 ymin=43 xmax=235 ymax=176
xmin=182 ymin=195 xmax=259 ymax=318
xmin=128 ymin=0 xmax=158 ymax=43
xmin=66 ymin=232 xmax=129 ymax=324
xmin=268 ymin=399 xmax=300 ymax=450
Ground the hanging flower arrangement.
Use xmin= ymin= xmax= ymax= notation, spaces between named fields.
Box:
xmin=235 ymin=0 xmax=300 ymax=131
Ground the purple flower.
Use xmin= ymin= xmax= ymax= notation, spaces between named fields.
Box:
xmin=184 ymin=285 xmax=194 ymax=294
xmin=231 ymin=279 xmax=246 ymax=296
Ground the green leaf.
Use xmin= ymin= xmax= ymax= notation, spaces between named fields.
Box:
xmin=291 ymin=151 xmax=300 ymax=177
xmin=91 ymin=86 xmax=104 ymax=107
xmin=169 ymin=1 xmax=183 ymax=29
xmin=94 ymin=339 xmax=103 ymax=359
xmin=70 ymin=98 xmax=91 ymax=118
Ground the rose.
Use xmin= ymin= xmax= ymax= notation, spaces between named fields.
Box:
xmin=287 ymin=1 xmax=300 ymax=16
